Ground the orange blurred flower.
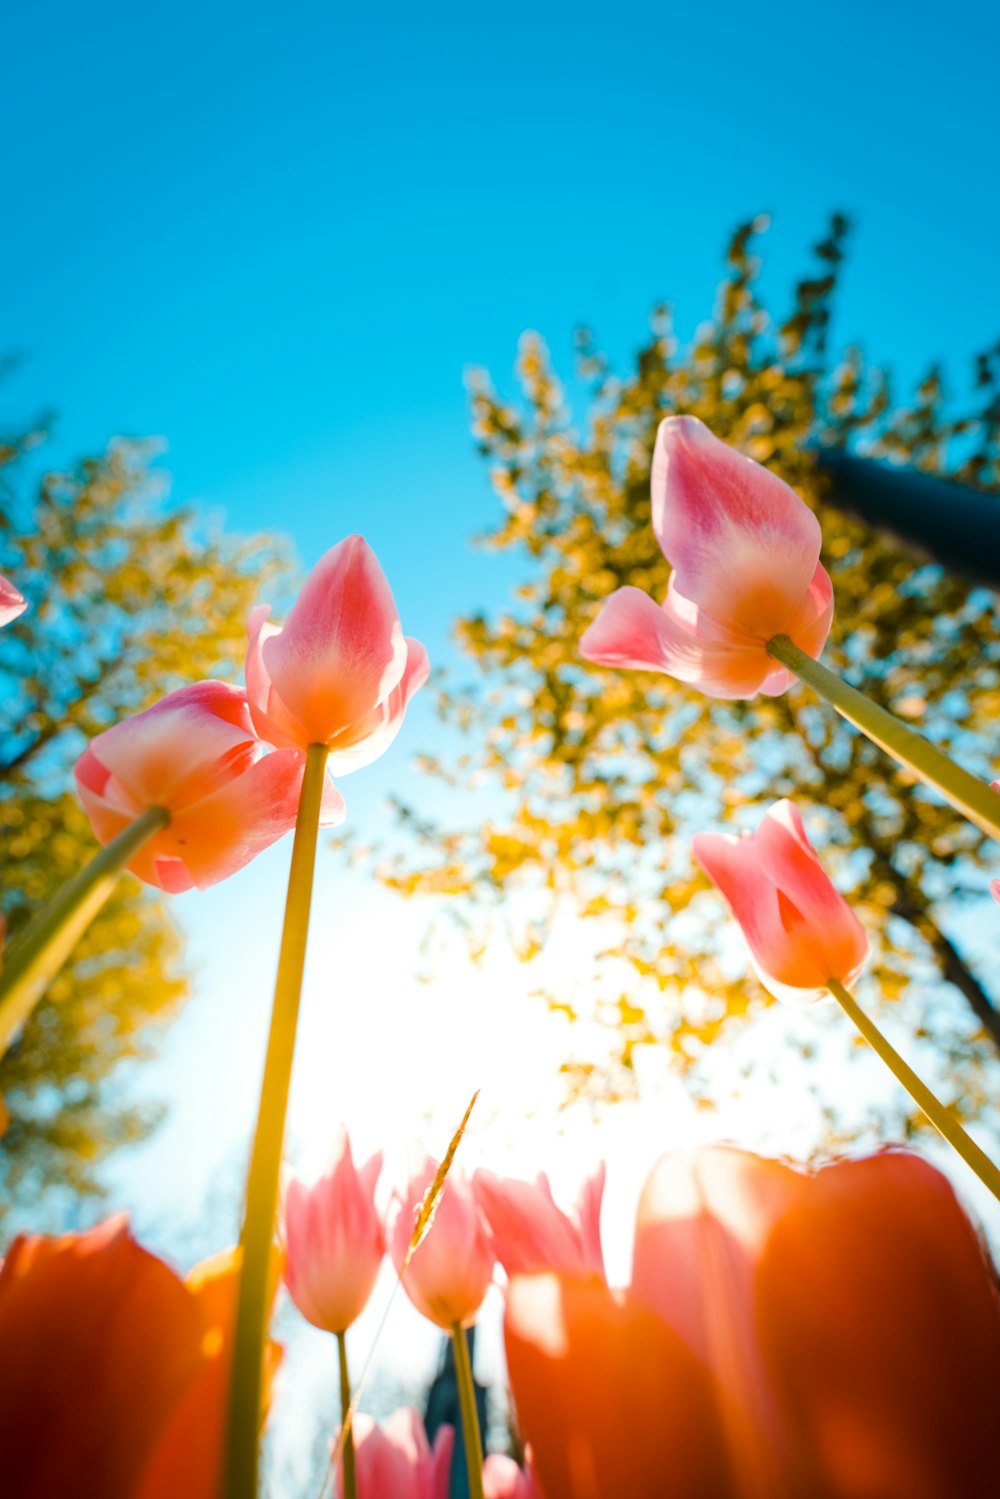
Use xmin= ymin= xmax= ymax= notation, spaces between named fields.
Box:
xmin=505 ymin=1146 xmax=1000 ymax=1499
xmin=0 ymin=1215 xmax=280 ymax=1499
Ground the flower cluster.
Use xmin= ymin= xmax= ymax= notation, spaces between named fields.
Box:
xmin=73 ymin=536 xmax=428 ymax=891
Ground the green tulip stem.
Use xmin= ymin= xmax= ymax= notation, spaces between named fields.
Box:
xmin=767 ymin=635 xmax=1000 ymax=843
xmin=828 ymin=979 xmax=1000 ymax=1201
xmin=0 ymin=804 xmax=169 ymax=1059
xmin=224 ymin=742 xmax=329 ymax=1499
xmin=337 ymin=1331 xmax=357 ymax=1499
xmin=451 ymin=1322 xmax=485 ymax=1499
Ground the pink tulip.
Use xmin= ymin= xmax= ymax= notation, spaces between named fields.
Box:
xmin=483 ymin=1454 xmax=544 ymax=1499
xmin=505 ymin=1146 xmax=1000 ymax=1499
xmin=75 ymin=680 xmax=345 ymax=892
xmin=390 ymin=1150 xmax=495 ymax=1330
xmin=692 ymin=799 xmax=868 ymax=1004
xmin=0 ymin=573 xmax=26 ymax=629
xmin=580 ymin=416 xmax=833 ymax=699
xmin=280 ymin=1130 xmax=385 ymax=1334
xmin=246 ymin=535 xmax=429 ymax=769
xmin=473 ymin=1164 xmax=605 ymax=1281
xmin=336 ymin=1408 xmax=453 ymax=1499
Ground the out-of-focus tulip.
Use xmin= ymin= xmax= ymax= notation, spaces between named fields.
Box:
xmin=134 ymin=1248 xmax=282 ymax=1499
xmin=246 ymin=535 xmax=429 ymax=769
xmin=336 ymin=1408 xmax=453 ymax=1499
xmin=473 ymin=1164 xmax=605 ymax=1280
xmin=390 ymin=1150 xmax=495 ymax=1329
xmin=580 ymin=416 xmax=833 ymax=700
xmin=0 ymin=1216 xmax=280 ymax=1499
xmin=483 ymin=1453 xmax=544 ymax=1499
xmin=74 ymin=679 xmax=344 ymax=892
xmin=281 ymin=1129 xmax=384 ymax=1334
xmin=506 ymin=1145 xmax=1000 ymax=1499
xmin=692 ymin=798 xmax=869 ymax=1004
xmin=0 ymin=573 xmax=26 ymax=628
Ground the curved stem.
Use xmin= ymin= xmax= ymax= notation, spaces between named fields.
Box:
xmin=767 ymin=635 xmax=1000 ymax=843
xmin=450 ymin=1323 xmax=485 ymax=1499
xmin=336 ymin=1331 xmax=357 ymax=1499
xmin=224 ymin=743 xmax=329 ymax=1499
xmin=828 ymin=978 xmax=1000 ymax=1202
xmin=0 ymin=804 xmax=169 ymax=1058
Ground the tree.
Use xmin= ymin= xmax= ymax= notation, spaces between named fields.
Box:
xmin=378 ymin=216 xmax=1000 ymax=1135
xmin=0 ymin=364 xmax=290 ymax=1223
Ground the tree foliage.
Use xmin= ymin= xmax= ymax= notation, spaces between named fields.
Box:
xmin=0 ymin=367 xmax=290 ymax=1220
xmin=380 ymin=216 xmax=1000 ymax=1132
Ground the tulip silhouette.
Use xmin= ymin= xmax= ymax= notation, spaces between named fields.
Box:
xmin=75 ymin=679 xmax=344 ymax=892
xmin=0 ymin=572 xmax=26 ymax=628
xmin=505 ymin=1146 xmax=1000 ymax=1499
xmin=692 ymin=798 xmax=868 ymax=1005
xmin=246 ymin=535 xmax=429 ymax=769
xmin=473 ymin=1164 xmax=605 ymax=1280
xmin=281 ymin=1130 xmax=384 ymax=1335
xmin=581 ymin=416 xmax=833 ymax=700
xmin=336 ymin=1409 xmax=454 ymax=1499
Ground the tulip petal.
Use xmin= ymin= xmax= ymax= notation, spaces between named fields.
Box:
xmin=754 ymin=801 xmax=869 ymax=987
xmin=281 ymin=1132 xmax=385 ymax=1334
xmin=258 ymin=537 xmax=408 ymax=748
xmin=136 ymin=1249 xmax=282 ymax=1499
xmin=327 ymin=636 xmax=430 ymax=775
xmin=483 ymin=1453 xmax=543 ymax=1499
xmin=0 ymin=572 xmax=27 ymax=629
xmin=756 ymin=1151 xmax=1000 ymax=1498
xmin=166 ymin=748 xmax=344 ymax=889
xmin=0 ymin=1216 xmax=204 ymax=1499
xmin=693 ymin=829 xmax=830 ymax=995
xmin=631 ymin=1147 xmax=813 ymax=1492
xmin=390 ymin=1151 xmax=495 ymax=1330
xmin=341 ymin=1409 xmax=452 ymax=1499
xmin=505 ymin=1272 xmax=730 ymax=1499
xmin=651 ymin=416 xmax=822 ymax=638
xmin=474 ymin=1164 xmax=605 ymax=1280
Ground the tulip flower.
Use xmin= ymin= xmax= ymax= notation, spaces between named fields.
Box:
xmin=246 ymin=534 xmax=429 ymax=769
xmin=336 ymin=1409 xmax=454 ymax=1499
xmin=390 ymin=1150 xmax=495 ymax=1331
xmin=75 ymin=679 xmax=344 ymax=893
xmin=580 ymin=415 xmax=833 ymax=700
xmin=505 ymin=1145 xmax=1000 ymax=1499
xmin=483 ymin=1454 xmax=544 ymax=1499
xmin=473 ymin=1164 xmax=605 ymax=1281
xmin=227 ymin=538 xmax=428 ymax=1494
xmin=392 ymin=1151 xmax=495 ymax=1499
xmin=0 ymin=1215 xmax=279 ymax=1499
xmin=0 ymin=572 xmax=26 ymax=628
xmin=281 ymin=1131 xmax=385 ymax=1335
xmin=694 ymin=799 xmax=1000 ymax=1197
xmin=692 ymin=798 xmax=868 ymax=1005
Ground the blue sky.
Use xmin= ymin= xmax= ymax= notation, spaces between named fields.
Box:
xmin=5 ymin=0 xmax=999 ymax=628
